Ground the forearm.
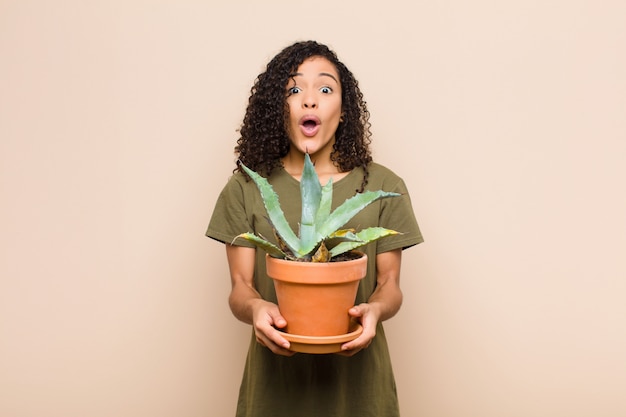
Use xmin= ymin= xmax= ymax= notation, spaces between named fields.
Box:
xmin=228 ymin=281 xmax=266 ymax=325
xmin=226 ymin=244 xmax=265 ymax=324
xmin=367 ymin=248 xmax=403 ymax=322
xmin=367 ymin=279 xmax=403 ymax=322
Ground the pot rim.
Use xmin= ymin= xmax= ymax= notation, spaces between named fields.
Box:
xmin=265 ymin=252 xmax=368 ymax=284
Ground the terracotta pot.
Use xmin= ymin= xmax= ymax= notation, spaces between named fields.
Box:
xmin=266 ymin=253 xmax=367 ymax=337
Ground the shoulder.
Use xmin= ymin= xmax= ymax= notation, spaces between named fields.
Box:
xmin=227 ymin=171 xmax=249 ymax=186
xmin=221 ymin=171 xmax=258 ymax=192
xmin=365 ymin=162 xmax=407 ymax=192
xmin=367 ymin=162 xmax=401 ymax=179
xmin=219 ymin=168 xmax=294 ymax=203
xmin=213 ymin=171 xmax=258 ymax=208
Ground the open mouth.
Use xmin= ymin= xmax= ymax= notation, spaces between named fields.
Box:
xmin=299 ymin=115 xmax=321 ymax=137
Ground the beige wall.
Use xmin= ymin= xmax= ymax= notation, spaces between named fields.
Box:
xmin=1 ymin=1 xmax=625 ymax=416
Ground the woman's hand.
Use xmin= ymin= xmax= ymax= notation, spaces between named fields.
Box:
xmin=337 ymin=249 xmax=404 ymax=356
xmin=225 ymin=244 xmax=295 ymax=356
xmin=336 ymin=302 xmax=380 ymax=356
xmin=249 ymin=298 xmax=295 ymax=356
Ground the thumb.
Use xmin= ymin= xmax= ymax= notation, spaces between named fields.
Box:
xmin=270 ymin=310 xmax=288 ymax=329
xmin=348 ymin=305 xmax=364 ymax=318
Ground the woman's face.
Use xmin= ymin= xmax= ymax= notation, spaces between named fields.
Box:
xmin=284 ymin=56 xmax=342 ymax=159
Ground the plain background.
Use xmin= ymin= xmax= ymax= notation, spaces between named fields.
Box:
xmin=1 ymin=1 xmax=625 ymax=416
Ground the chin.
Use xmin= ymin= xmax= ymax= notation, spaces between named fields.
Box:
xmin=297 ymin=139 xmax=333 ymax=156
xmin=294 ymin=142 xmax=320 ymax=155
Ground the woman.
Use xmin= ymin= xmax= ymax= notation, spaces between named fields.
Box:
xmin=207 ymin=40 xmax=423 ymax=417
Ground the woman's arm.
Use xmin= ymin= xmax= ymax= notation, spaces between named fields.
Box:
xmin=225 ymin=244 xmax=295 ymax=356
xmin=339 ymin=248 xmax=404 ymax=355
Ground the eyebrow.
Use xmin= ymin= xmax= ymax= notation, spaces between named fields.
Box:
xmin=291 ymin=72 xmax=339 ymax=84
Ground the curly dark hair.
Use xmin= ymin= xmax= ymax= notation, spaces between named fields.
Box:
xmin=235 ymin=40 xmax=373 ymax=190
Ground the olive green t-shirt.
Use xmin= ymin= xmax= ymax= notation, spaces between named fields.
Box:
xmin=207 ymin=163 xmax=423 ymax=417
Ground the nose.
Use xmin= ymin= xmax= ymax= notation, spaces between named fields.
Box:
xmin=302 ymin=92 xmax=317 ymax=109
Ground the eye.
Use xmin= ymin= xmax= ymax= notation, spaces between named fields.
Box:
xmin=288 ymin=86 xmax=302 ymax=95
xmin=320 ymin=86 xmax=333 ymax=94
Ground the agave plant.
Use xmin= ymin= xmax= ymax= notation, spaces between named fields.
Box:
xmin=235 ymin=154 xmax=401 ymax=262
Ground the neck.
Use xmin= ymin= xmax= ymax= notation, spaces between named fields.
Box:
xmin=282 ymin=152 xmax=346 ymax=184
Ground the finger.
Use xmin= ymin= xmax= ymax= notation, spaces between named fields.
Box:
xmin=255 ymin=335 xmax=267 ymax=347
xmin=256 ymin=325 xmax=293 ymax=355
xmin=340 ymin=337 xmax=367 ymax=352
xmin=266 ymin=308 xmax=288 ymax=329
xmin=348 ymin=306 xmax=362 ymax=318
xmin=269 ymin=330 xmax=291 ymax=350
xmin=335 ymin=348 xmax=361 ymax=357
xmin=349 ymin=303 xmax=371 ymax=318
xmin=272 ymin=314 xmax=287 ymax=329
xmin=263 ymin=337 xmax=296 ymax=356
xmin=337 ymin=338 xmax=368 ymax=356
xmin=340 ymin=323 xmax=375 ymax=352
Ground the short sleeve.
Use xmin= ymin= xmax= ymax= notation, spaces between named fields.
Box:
xmin=206 ymin=174 xmax=256 ymax=248
xmin=376 ymin=176 xmax=424 ymax=253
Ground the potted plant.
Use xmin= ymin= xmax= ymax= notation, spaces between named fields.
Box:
xmin=235 ymin=154 xmax=401 ymax=341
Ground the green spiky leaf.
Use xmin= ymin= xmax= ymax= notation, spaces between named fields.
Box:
xmin=329 ymin=227 xmax=401 ymax=258
xmin=317 ymin=190 xmax=401 ymax=238
xmin=234 ymin=232 xmax=287 ymax=259
xmin=299 ymin=154 xmax=323 ymax=254
xmin=239 ymin=163 xmax=301 ymax=255
xmin=315 ymin=178 xmax=333 ymax=225
xmin=324 ymin=229 xmax=361 ymax=249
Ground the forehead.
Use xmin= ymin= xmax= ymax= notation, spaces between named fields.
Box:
xmin=291 ymin=56 xmax=340 ymax=82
